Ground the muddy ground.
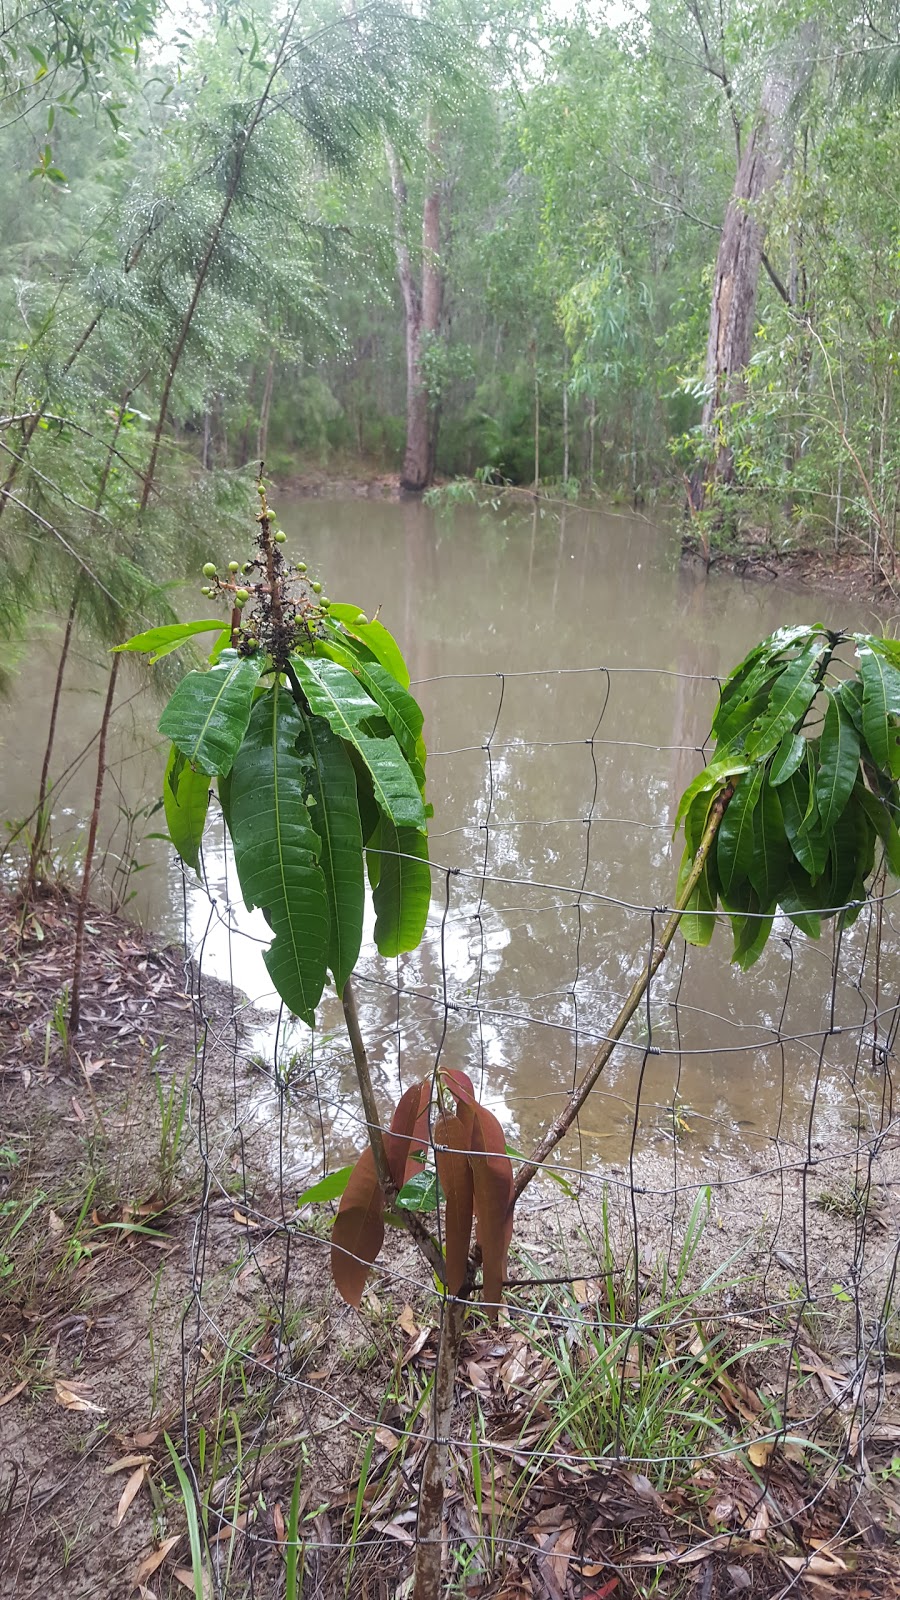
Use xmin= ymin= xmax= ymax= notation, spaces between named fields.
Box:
xmin=2 ymin=889 xmax=899 ymax=1598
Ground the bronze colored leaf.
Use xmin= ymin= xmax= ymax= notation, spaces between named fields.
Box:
xmin=331 ymin=1147 xmax=385 ymax=1307
xmin=115 ymin=1463 xmax=147 ymax=1527
xmin=384 ymin=1079 xmax=430 ymax=1189
xmin=433 ymin=1112 xmax=474 ymax=1294
xmin=441 ymin=1067 xmax=476 ymax=1109
xmin=469 ymin=1103 xmax=514 ymax=1314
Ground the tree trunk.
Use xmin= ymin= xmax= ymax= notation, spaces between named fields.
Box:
xmin=690 ymin=28 xmax=816 ymax=509
xmin=562 ymin=374 xmax=569 ymax=486
xmin=389 ymin=121 xmax=444 ymax=493
xmin=257 ymin=352 xmax=276 ymax=465
xmin=69 ymin=654 xmax=119 ymax=1040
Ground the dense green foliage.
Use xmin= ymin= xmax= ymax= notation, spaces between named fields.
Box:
xmin=674 ymin=626 xmax=900 ymax=967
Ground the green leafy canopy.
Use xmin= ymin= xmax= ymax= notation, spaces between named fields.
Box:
xmin=675 ymin=626 xmax=900 ymax=968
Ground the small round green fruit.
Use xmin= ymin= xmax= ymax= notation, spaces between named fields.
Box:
xmin=296 ymin=561 xmax=307 ymax=573
xmin=228 ymin=560 xmax=240 ymax=573
xmin=354 ymin=613 xmax=368 ymax=625
xmin=202 ymin=562 xmax=217 ymax=578
xmin=320 ymin=597 xmax=330 ymax=608
xmin=274 ymin=530 xmax=286 ymax=544
xmin=311 ymin=581 xmax=322 ymax=594
xmin=235 ymin=588 xmax=250 ymax=605
xmin=242 ymin=562 xmax=253 ymax=575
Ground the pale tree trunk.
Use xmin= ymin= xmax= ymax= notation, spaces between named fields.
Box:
xmin=562 ymin=373 xmax=569 ymax=486
xmin=388 ymin=119 xmax=444 ymax=493
xmin=691 ymin=26 xmax=816 ymax=509
xmin=257 ymin=352 xmax=276 ymax=465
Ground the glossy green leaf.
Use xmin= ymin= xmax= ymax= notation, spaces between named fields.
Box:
xmin=325 ymin=604 xmax=411 ymax=688
xmin=729 ymin=889 xmax=776 ymax=970
xmin=836 ymin=677 xmax=864 ymax=734
xmin=159 ymin=650 xmax=263 ymax=777
xmin=372 ymin=817 xmax=431 ymax=957
xmin=290 ymin=656 xmax=425 ymax=830
xmin=296 ymin=1166 xmax=354 ymax=1205
xmin=397 ymin=1170 xmax=439 ymax=1212
xmin=227 ymin=683 xmax=328 ymax=1026
xmin=296 ymin=710 xmax=364 ymax=996
xmin=781 ymin=760 xmax=828 ymax=881
xmin=815 ymin=690 xmax=860 ymax=833
xmin=116 ymin=619 xmax=224 ymax=662
xmin=828 ymin=798 xmax=865 ymax=913
xmin=163 ymin=746 xmax=210 ymax=873
xmin=779 ymin=863 xmax=822 ymax=939
xmin=745 ymin=637 xmax=828 ymax=761
xmin=770 ymin=730 xmax=806 ymax=786
xmin=748 ymin=778 xmax=791 ymax=907
xmin=677 ymin=845 xmax=717 ymax=947
xmin=712 ymin=626 xmax=819 ymax=744
xmin=859 ymin=646 xmax=900 ymax=779
xmin=716 ymin=765 xmax=763 ymax=898
xmin=673 ymin=756 xmax=750 ymax=837
xmin=856 ymin=784 xmax=900 ymax=877
xmin=318 ymin=630 xmax=426 ymax=784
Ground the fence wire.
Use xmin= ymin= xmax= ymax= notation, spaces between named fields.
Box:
xmin=174 ymin=660 xmax=900 ymax=1598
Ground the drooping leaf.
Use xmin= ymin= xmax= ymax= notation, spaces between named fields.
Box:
xmin=781 ymin=759 xmax=828 ymax=881
xmin=770 ymin=730 xmax=807 ymax=786
xmin=296 ymin=711 xmax=364 ymax=995
xmin=163 ymin=746 xmax=210 ymax=873
xmin=728 ymin=887 xmax=776 ymax=970
xmin=468 ymin=1103 xmax=514 ymax=1315
xmin=433 ymin=1112 xmax=474 ymax=1295
xmin=297 ymin=1166 xmax=354 ymax=1205
xmin=326 ymin=605 xmax=411 ymax=688
xmin=859 ymin=645 xmax=900 ymax=779
xmin=856 ymin=784 xmax=900 ymax=877
xmin=331 ymin=1147 xmax=384 ymax=1308
xmin=744 ymin=636 xmax=828 ymax=761
xmin=716 ymin=765 xmax=764 ymax=899
xmin=816 ymin=690 xmax=860 ymax=834
xmin=779 ymin=862 xmax=823 ymax=940
xmin=290 ymin=656 xmax=425 ymax=830
xmin=836 ymin=677 xmax=864 ymax=735
xmin=116 ymin=619 xmax=224 ymax=662
xmin=372 ymin=818 xmax=431 ymax=958
xmin=712 ymin=626 xmax=818 ymax=745
xmin=748 ymin=778 xmax=791 ymax=907
xmin=159 ymin=650 xmax=264 ymax=777
xmin=676 ymin=844 xmax=717 ymax=947
xmin=828 ymin=796 xmax=866 ymax=915
xmin=673 ymin=756 xmax=750 ymax=836
xmin=384 ymin=1080 xmax=431 ymax=1190
xmin=318 ymin=632 xmax=426 ymax=788
xmin=227 ymin=683 xmax=329 ymax=1026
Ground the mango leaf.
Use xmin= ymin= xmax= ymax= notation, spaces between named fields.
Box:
xmin=856 ymin=784 xmax=900 ymax=877
xmin=326 ymin=604 xmax=411 ymax=688
xmin=384 ymin=1080 xmax=431 ymax=1190
xmin=673 ymin=756 xmax=750 ymax=837
xmin=159 ymin=650 xmax=263 ymax=777
xmin=318 ymin=631 xmax=426 ymax=784
xmin=859 ymin=646 xmax=900 ymax=779
xmin=712 ymin=626 xmax=821 ymax=745
xmin=397 ymin=1171 xmax=439 ymax=1211
xmin=433 ymin=1112 xmax=474 ymax=1295
xmin=163 ymin=746 xmax=210 ymax=873
xmin=467 ymin=1103 xmax=514 ymax=1316
xmin=816 ymin=690 xmax=860 ymax=834
xmin=728 ymin=889 xmax=776 ymax=970
xmin=331 ymin=1147 xmax=384 ymax=1308
xmin=829 ymin=797 xmax=867 ymax=913
xmin=745 ymin=637 xmax=828 ymax=761
xmin=748 ymin=778 xmax=791 ymax=907
xmin=836 ymin=677 xmax=864 ymax=734
xmin=779 ymin=863 xmax=823 ymax=940
xmin=781 ymin=759 xmax=828 ymax=881
xmin=770 ymin=730 xmax=807 ymax=786
xmin=296 ymin=711 xmax=364 ymax=996
xmin=676 ymin=845 xmax=717 ymax=947
xmin=116 ymin=619 xmax=224 ymax=663
xmin=716 ymin=765 xmax=764 ymax=899
xmin=227 ymin=684 xmax=329 ymax=1025
xmin=372 ymin=818 xmax=431 ymax=958
xmin=297 ymin=1167 xmax=354 ymax=1205
xmin=442 ymin=1067 xmax=476 ymax=1109
xmin=290 ymin=656 xmax=425 ymax=830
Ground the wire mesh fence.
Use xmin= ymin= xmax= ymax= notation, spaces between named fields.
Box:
xmin=165 ymin=658 xmax=900 ymax=1596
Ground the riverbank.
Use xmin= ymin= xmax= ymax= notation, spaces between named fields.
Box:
xmin=2 ymin=887 xmax=899 ymax=1596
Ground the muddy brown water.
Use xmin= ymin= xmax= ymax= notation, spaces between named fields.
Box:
xmin=5 ymin=497 xmax=896 ymax=1178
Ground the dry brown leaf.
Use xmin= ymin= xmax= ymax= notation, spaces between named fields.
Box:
xmin=781 ymin=1554 xmax=847 ymax=1577
xmin=132 ymin=1535 xmax=180 ymax=1586
xmin=747 ymin=1502 xmax=769 ymax=1542
xmin=115 ymin=1464 xmax=146 ymax=1527
xmin=375 ymin=1426 xmax=400 ymax=1450
xmin=397 ymin=1304 xmax=419 ymax=1338
xmin=133 ymin=1428 xmax=161 ymax=1447
xmin=48 ymin=1208 xmax=65 ymax=1239
xmin=55 ymin=1378 xmax=104 ymax=1413
xmin=466 ymin=1359 xmax=491 ymax=1393
xmin=400 ymin=1327 xmax=430 ymax=1367
xmin=0 ymin=1379 xmax=28 ymax=1408
xmin=104 ymin=1453 xmax=151 ymax=1475
xmin=371 ymin=1518 xmax=415 ymax=1545
xmin=273 ymin=1502 xmax=285 ymax=1544
xmin=573 ymin=1278 xmax=589 ymax=1303
xmin=232 ymin=1209 xmax=260 ymax=1230
xmin=747 ymin=1440 xmax=773 ymax=1468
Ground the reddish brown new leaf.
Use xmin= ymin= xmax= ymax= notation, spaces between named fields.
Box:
xmin=433 ymin=1113 xmax=474 ymax=1294
xmin=384 ymin=1079 xmax=431 ymax=1189
xmin=469 ymin=1103 xmax=515 ymax=1315
xmin=441 ymin=1067 xmax=476 ymax=1109
xmin=331 ymin=1147 xmax=385 ymax=1308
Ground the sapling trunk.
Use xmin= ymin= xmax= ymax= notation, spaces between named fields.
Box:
xmin=25 ymin=584 xmax=79 ymax=899
xmin=412 ymin=1298 xmax=462 ymax=1600
xmin=69 ymin=653 xmax=120 ymax=1040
